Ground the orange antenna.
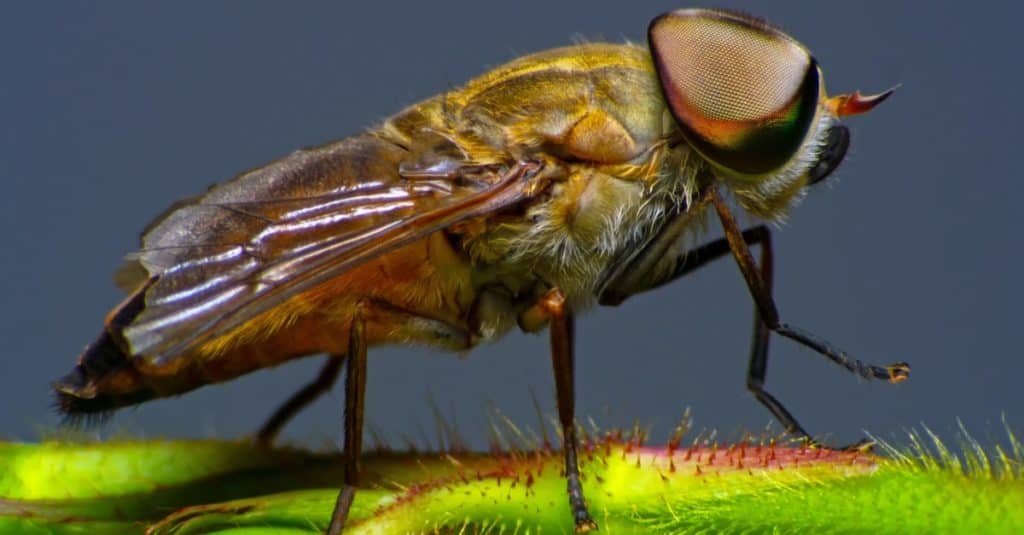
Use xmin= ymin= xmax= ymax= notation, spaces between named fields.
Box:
xmin=826 ymin=85 xmax=899 ymax=117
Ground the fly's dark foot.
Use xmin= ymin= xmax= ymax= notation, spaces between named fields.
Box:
xmin=800 ymin=436 xmax=875 ymax=453
xmin=326 ymin=485 xmax=356 ymax=535
xmin=887 ymin=362 xmax=911 ymax=384
xmin=840 ymin=438 xmax=876 ymax=453
xmin=778 ymin=431 xmax=820 ymax=449
xmin=253 ymin=425 xmax=280 ymax=448
xmin=574 ymin=516 xmax=599 ymax=533
xmin=252 ymin=434 xmax=273 ymax=449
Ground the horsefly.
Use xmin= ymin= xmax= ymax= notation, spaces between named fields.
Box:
xmin=54 ymin=8 xmax=907 ymax=532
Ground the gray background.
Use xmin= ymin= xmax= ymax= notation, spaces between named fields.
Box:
xmin=2 ymin=1 xmax=1020 ymax=450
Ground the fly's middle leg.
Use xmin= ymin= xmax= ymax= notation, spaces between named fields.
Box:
xmin=520 ymin=288 xmax=598 ymax=533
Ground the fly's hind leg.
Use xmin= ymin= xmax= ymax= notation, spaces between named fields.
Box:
xmin=256 ymin=353 xmax=346 ymax=446
xmin=326 ymin=299 xmax=474 ymax=535
xmin=328 ymin=302 xmax=367 ymax=535
xmin=256 ymin=297 xmax=474 ymax=447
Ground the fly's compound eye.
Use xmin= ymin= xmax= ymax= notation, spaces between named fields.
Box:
xmin=649 ymin=9 xmax=821 ymax=176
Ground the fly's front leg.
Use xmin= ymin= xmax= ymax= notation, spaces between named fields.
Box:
xmin=601 ymin=223 xmax=824 ymax=439
xmin=597 ymin=188 xmax=908 ymax=447
xmin=519 ymin=289 xmax=597 ymax=533
xmin=680 ymin=224 xmax=821 ymax=442
xmin=709 ymin=189 xmax=908 ymax=446
xmin=710 ymin=190 xmax=909 ymax=383
xmin=600 ymin=223 xmax=823 ymax=440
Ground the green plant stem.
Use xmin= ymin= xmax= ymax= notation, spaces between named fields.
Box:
xmin=0 ymin=434 xmax=1020 ymax=534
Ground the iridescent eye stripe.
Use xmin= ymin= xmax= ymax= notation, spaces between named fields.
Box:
xmin=693 ymin=65 xmax=819 ymax=174
xmin=649 ymin=9 xmax=821 ymax=175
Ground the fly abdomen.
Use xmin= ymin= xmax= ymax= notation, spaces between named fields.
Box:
xmin=52 ymin=328 xmax=157 ymax=422
xmin=52 ymin=281 xmax=157 ymax=422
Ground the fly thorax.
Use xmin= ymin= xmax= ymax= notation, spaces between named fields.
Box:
xmin=478 ymin=144 xmax=702 ymax=309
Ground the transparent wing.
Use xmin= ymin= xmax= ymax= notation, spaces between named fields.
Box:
xmin=114 ymin=134 xmax=536 ymax=364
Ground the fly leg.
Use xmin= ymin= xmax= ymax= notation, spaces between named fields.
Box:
xmin=256 ymin=295 xmax=475 ymax=447
xmin=734 ymin=227 xmax=815 ymax=442
xmin=601 ymin=224 xmax=827 ymax=440
xmin=519 ymin=289 xmax=597 ymax=533
xmin=728 ymin=227 xmax=871 ymax=449
xmin=660 ymin=225 xmax=828 ymax=442
xmin=709 ymin=189 xmax=909 ymax=446
xmin=709 ymin=189 xmax=909 ymax=383
xmin=596 ymin=188 xmax=908 ymax=447
xmin=327 ymin=302 xmax=368 ymax=535
xmin=255 ymin=354 xmax=346 ymax=447
xmin=325 ymin=299 xmax=474 ymax=534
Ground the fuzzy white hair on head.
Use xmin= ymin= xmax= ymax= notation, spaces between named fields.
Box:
xmin=725 ymin=110 xmax=837 ymax=221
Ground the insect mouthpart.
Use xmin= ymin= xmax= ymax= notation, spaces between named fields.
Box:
xmin=806 ymin=125 xmax=850 ymax=185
